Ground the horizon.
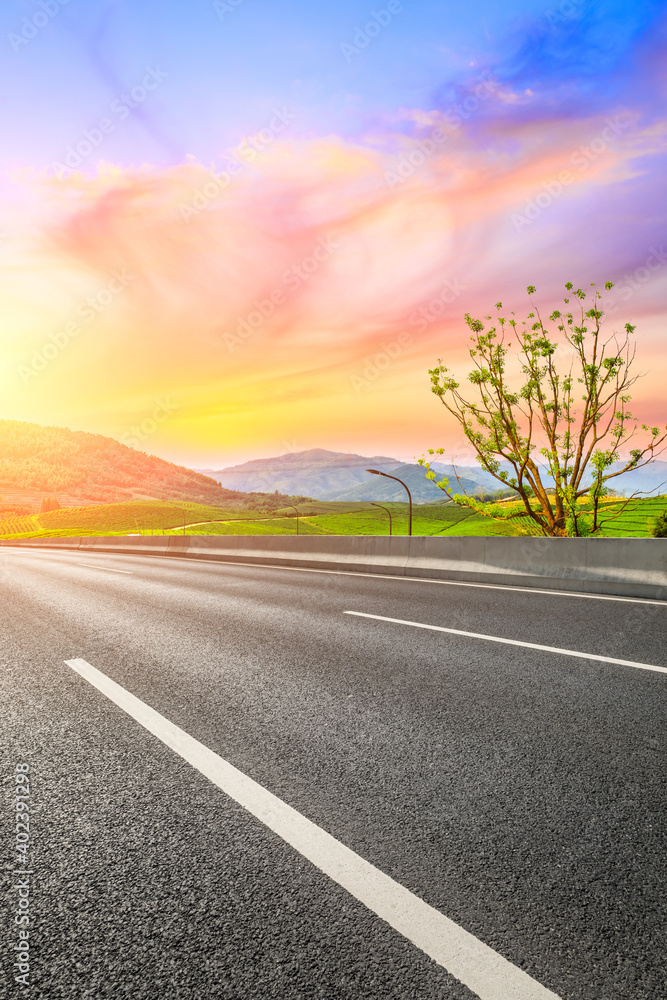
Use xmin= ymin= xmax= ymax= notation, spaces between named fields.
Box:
xmin=3 ymin=415 xmax=666 ymax=477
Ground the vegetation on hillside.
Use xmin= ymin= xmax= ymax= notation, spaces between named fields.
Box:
xmin=0 ymin=503 xmax=32 ymax=518
xmin=0 ymin=420 xmax=310 ymax=509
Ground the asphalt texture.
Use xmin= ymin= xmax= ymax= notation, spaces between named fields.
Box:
xmin=1 ymin=546 xmax=666 ymax=999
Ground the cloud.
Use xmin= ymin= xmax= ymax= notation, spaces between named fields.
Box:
xmin=2 ymin=34 xmax=665 ymax=462
xmin=424 ymin=3 xmax=667 ymax=128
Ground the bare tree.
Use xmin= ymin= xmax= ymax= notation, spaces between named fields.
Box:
xmin=419 ymin=282 xmax=666 ymax=536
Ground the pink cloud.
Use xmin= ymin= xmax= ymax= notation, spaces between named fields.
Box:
xmin=1 ymin=113 xmax=664 ymax=460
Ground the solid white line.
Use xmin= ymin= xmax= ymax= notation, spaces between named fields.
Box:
xmin=7 ymin=546 xmax=666 ymax=606
xmin=178 ymin=559 xmax=667 ymax=605
xmin=343 ymin=612 xmax=667 ymax=676
xmin=75 ymin=563 xmax=133 ymax=574
xmin=152 ymin=555 xmax=667 ymax=607
xmin=65 ymin=657 xmax=561 ymax=1000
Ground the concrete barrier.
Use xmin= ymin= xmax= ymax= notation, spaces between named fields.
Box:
xmin=2 ymin=534 xmax=666 ymax=600
xmin=78 ymin=536 xmax=173 ymax=556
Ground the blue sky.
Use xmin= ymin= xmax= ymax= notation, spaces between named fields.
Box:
xmin=5 ymin=0 xmax=662 ymax=169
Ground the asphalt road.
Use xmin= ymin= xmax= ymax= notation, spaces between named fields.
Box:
xmin=1 ymin=546 xmax=665 ymax=1000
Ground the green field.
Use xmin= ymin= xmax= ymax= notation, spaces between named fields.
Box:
xmin=594 ymin=496 xmax=667 ymax=536
xmin=0 ymin=500 xmax=244 ymax=539
xmin=1 ymin=494 xmax=664 ymax=539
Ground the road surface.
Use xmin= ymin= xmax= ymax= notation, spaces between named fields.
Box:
xmin=1 ymin=546 xmax=665 ymax=999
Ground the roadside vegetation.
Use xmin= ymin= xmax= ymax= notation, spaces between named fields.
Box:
xmin=421 ymin=282 xmax=666 ymax=536
xmin=650 ymin=510 xmax=667 ymax=537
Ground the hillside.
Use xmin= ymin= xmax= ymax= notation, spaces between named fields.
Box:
xmin=0 ymin=420 xmax=255 ymax=506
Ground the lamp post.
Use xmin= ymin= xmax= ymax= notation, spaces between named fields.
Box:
xmin=366 ymin=469 xmax=412 ymax=535
xmin=171 ymin=508 xmax=188 ymax=536
xmin=283 ymin=504 xmax=300 ymax=534
xmin=370 ymin=502 xmax=393 ymax=536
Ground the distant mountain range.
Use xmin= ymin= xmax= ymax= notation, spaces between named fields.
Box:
xmin=196 ymin=449 xmax=499 ymax=502
xmin=197 ymin=449 xmax=667 ymax=503
xmin=606 ymin=460 xmax=667 ymax=497
xmin=197 ymin=448 xmax=404 ymax=496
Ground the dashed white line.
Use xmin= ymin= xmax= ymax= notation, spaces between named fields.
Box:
xmin=343 ymin=611 xmax=667 ymax=675
xmin=64 ymin=656 xmax=561 ymax=1000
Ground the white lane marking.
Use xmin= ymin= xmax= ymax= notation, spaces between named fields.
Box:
xmin=344 ymin=612 xmax=667 ymax=676
xmin=75 ymin=563 xmax=133 ymax=574
xmin=65 ymin=657 xmax=561 ymax=1000
xmin=6 ymin=546 xmax=666 ymax=606
xmin=150 ymin=556 xmax=667 ymax=607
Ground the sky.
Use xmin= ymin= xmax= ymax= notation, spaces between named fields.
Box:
xmin=0 ymin=0 xmax=665 ymax=467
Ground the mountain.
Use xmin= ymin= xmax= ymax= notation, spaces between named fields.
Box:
xmin=608 ymin=460 xmax=667 ymax=497
xmin=197 ymin=448 xmax=405 ymax=497
xmin=198 ymin=449 xmax=498 ymax=503
xmin=0 ymin=420 xmax=253 ymax=506
xmin=435 ymin=458 xmax=667 ymax=498
xmin=199 ymin=446 xmax=667 ymax=503
xmin=320 ymin=463 xmax=482 ymax=503
xmin=430 ymin=462 xmax=501 ymax=492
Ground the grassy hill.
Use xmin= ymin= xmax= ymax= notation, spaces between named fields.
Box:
xmin=0 ymin=498 xmax=515 ymax=539
xmin=0 ymin=420 xmax=290 ymax=507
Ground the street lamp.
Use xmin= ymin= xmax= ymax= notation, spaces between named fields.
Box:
xmin=283 ymin=504 xmax=300 ymax=534
xmin=366 ymin=469 xmax=412 ymax=535
xmin=370 ymin=502 xmax=393 ymax=536
xmin=170 ymin=508 xmax=188 ymax=536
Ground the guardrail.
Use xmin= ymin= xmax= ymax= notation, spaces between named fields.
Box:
xmin=2 ymin=535 xmax=666 ymax=600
